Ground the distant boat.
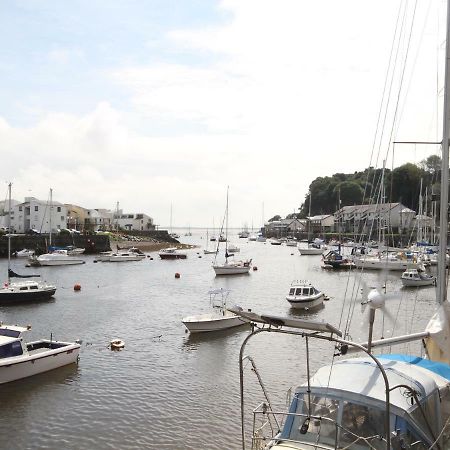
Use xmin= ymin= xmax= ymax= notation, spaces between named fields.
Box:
xmin=401 ymin=268 xmax=436 ymax=287
xmin=159 ymin=247 xmax=187 ymax=259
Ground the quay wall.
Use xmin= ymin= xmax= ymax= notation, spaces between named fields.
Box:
xmin=0 ymin=230 xmax=177 ymax=257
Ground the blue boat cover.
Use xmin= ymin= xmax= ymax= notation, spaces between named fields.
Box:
xmin=379 ymin=354 xmax=450 ymax=381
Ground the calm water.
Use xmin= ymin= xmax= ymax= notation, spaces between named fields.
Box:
xmin=0 ymin=231 xmax=437 ymax=449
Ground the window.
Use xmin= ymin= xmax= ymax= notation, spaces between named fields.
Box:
xmin=0 ymin=341 xmax=23 ymax=358
xmin=19 ymin=206 xmax=22 ymax=211
xmin=57 ymin=207 xmax=61 ymax=212
xmin=35 ymin=206 xmax=38 ymax=211
xmin=61 ymin=216 xmax=64 ymax=221
xmin=289 ymin=288 xmax=295 ymax=295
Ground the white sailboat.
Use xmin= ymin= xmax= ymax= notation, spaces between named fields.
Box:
xmin=213 ymin=188 xmax=252 ymax=275
xmin=231 ymin=3 xmax=450 ymax=448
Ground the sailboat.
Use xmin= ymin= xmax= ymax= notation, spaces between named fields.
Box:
xmin=204 ymin=229 xmax=218 ymax=255
xmin=0 ymin=183 xmax=56 ymax=302
xmin=36 ymin=189 xmax=85 ymax=266
xmin=230 ymin=3 xmax=450 ymax=448
xmin=298 ymin=193 xmax=326 ymax=255
xmin=212 ymin=188 xmax=252 ymax=275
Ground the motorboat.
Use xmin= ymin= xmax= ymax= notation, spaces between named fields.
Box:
xmin=109 ymin=339 xmax=125 ymax=350
xmin=182 ymin=289 xmax=248 ymax=333
xmin=256 ymin=234 xmax=267 ymax=242
xmin=298 ymin=243 xmax=325 ymax=255
xmin=13 ymin=249 xmax=35 ymax=258
xmin=227 ymin=243 xmax=240 ymax=253
xmin=0 ymin=324 xmax=80 ymax=384
xmin=37 ymin=250 xmax=85 ymax=266
xmin=66 ymin=246 xmax=85 ymax=255
xmin=270 ymin=238 xmax=282 ymax=245
xmin=285 ymin=280 xmax=324 ymax=310
xmin=238 ymin=231 xmax=250 ymax=239
xmin=159 ymin=247 xmax=187 ymax=259
xmin=95 ymin=251 xmax=114 ymax=262
xmin=108 ymin=252 xmax=146 ymax=262
xmin=401 ymin=268 xmax=436 ymax=287
xmin=285 ymin=239 xmax=298 ymax=247
xmin=248 ymin=234 xmax=258 ymax=241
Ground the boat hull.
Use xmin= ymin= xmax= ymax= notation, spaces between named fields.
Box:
xmin=354 ymin=258 xmax=420 ymax=271
xmin=0 ymin=342 xmax=80 ymax=384
xmin=401 ymin=277 xmax=436 ymax=287
xmin=298 ymin=247 xmax=324 ymax=255
xmin=213 ymin=265 xmax=250 ymax=275
xmin=159 ymin=254 xmax=187 ymax=259
xmin=286 ymin=293 xmax=324 ymax=309
xmin=0 ymin=287 xmax=56 ymax=302
xmin=182 ymin=314 xmax=247 ymax=333
xmin=37 ymin=258 xmax=85 ymax=266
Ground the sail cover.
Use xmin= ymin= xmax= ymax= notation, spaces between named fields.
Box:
xmin=8 ymin=269 xmax=40 ymax=278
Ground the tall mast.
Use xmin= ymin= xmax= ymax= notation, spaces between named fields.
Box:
xmin=7 ymin=182 xmax=11 ymax=284
xmin=225 ymin=186 xmax=229 ymax=257
xmin=49 ymin=188 xmax=53 ymax=247
xmin=437 ymin=0 xmax=450 ymax=305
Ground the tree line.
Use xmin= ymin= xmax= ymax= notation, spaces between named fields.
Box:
xmin=268 ymin=155 xmax=442 ymax=222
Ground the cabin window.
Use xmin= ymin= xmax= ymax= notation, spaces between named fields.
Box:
xmin=289 ymin=288 xmax=295 ymax=295
xmin=295 ymin=288 xmax=302 ymax=295
xmin=30 ymin=285 xmax=38 ymax=290
xmin=19 ymin=286 xmax=28 ymax=291
xmin=0 ymin=329 xmax=20 ymax=338
xmin=0 ymin=341 xmax=23 ymax=358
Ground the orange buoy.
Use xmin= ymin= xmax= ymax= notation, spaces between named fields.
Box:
xmin=74 ymin=284 xmax=81 ymax=291
xmin=175 ymin=272 xmax=181 ymax=278
xmin=253 ymin=266 xmax=258 ymax=271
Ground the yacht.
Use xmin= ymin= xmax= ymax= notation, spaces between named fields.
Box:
xmin=37 ymin=249 xmax=85 ymax=266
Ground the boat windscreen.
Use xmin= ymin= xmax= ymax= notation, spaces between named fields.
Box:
xmin=0 ymin=329 xmax=21 ymax=338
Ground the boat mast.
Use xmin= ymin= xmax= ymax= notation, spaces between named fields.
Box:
xmin=7 ymin=182 xmax=11 ymax=285
xmin=437 ymin=0 xmax=450 ymax=306
xmin=225 ymin=186 xmax=229 ymax=258
xmin=49 ymin=188 xmax=53 ymax=247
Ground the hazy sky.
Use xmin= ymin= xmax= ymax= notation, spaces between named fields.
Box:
xmin=0 ymin=0 xmax=445 ymax=227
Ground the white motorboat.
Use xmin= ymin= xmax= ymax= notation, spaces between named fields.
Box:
xmin=227 ymin=243 xmax=240 ymax=253
xmin=0 ymin=184 xmax=57 ymax=303
xmin=13 ymin=249 xmax=35 ymax=258
xmin=108 ymin=252 xmax=146 ymax=262
xmin=66 ymin=246 xmax=85 ymax=255
xmin=159 ymin=247 xmax=187 ymax=259
xmin=248 ymin=234 xmax=258 ymax=241
xmin=37 ymin=249 xmax=85 ymax=266
xmin=401 ymin=268 xmax=436 ymax=287
xmin=182 ymin=289 xmax=247 ymax=333
xmin=286 ymin=280 xmax=324 ymax=309
xmin=0 ymin=324 xmax=80 ymax=384
xmin=270 ymin=238 xmax=282 ymax=245
xmin=95 ymin=251 xmax=114 ymax=262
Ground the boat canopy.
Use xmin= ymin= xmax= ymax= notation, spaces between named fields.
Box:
xmin=302 ymin=357 xmax=447 ymax=413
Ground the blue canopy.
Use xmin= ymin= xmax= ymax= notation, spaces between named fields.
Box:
xmin=379 ymin=354 xmax=450 ymax=381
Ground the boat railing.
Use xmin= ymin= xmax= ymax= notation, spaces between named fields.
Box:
xmin=250 ymin=404 xmax=388 ymax=450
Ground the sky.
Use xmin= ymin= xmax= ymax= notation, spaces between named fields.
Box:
xmin=0 ymin=0 xmax=446 ymax=228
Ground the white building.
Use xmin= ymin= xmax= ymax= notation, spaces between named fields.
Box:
xmin=113 ymin=211 xmax=154 ymax=231
xmin=11 ymin=197 xmax=67 ymax=234
xmin=87 ymin=209 xmax=114 ymax=231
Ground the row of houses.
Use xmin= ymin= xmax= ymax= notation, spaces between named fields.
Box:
xmin=265 ymin=202 xmax=430 ymax=236
xmin=0 ymin=197 xmax=155 ymax=234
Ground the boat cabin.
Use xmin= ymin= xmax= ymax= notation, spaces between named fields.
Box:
xmin=288 ymin=282 xmax=320 ymax=298
xmin=0 ymin=325 xmax=29 ymax=359
xmin=269 ymin=356 xmax=450 ymax=449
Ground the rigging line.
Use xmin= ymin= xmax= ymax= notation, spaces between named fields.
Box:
xmin=394 ymin=0 xmax=433 ymax=136
xmin=383 ymin=0 xmax=419 ymax=165
xmin=368 ymin=1 xmax=409 ymax=196
xmin=362 ymin=0 xmax=405 ymax=206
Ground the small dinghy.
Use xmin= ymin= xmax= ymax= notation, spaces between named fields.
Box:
xmin=109 ymin=339 xmax=125 ymax=350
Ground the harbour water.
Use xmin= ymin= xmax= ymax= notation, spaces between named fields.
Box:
xmin=0 ymin=231 xmax=437 ymax=449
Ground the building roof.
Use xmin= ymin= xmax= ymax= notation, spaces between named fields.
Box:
xmin=309 ymin=214 xmax=333 ymax=221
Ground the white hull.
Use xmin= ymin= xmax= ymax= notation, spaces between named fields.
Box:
xmin=354 ymin=257 xmax=420 ymax=271
xmin=37 ymin=257 xmax=85 ymax=266
xmin=108 ymin=255 xmax=145 ymax=262
xmin=298 ymin=247 xmax=324 ymax=255
xmin=213 ymin=264 xmax=251 ymax=275
xmin=0 ymin=341 xmax=80 ymax=384
xmin=182 ymin=312 xmax=246 ymax=333
xmin=286 ymin=293 xmax=324 ymax=309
